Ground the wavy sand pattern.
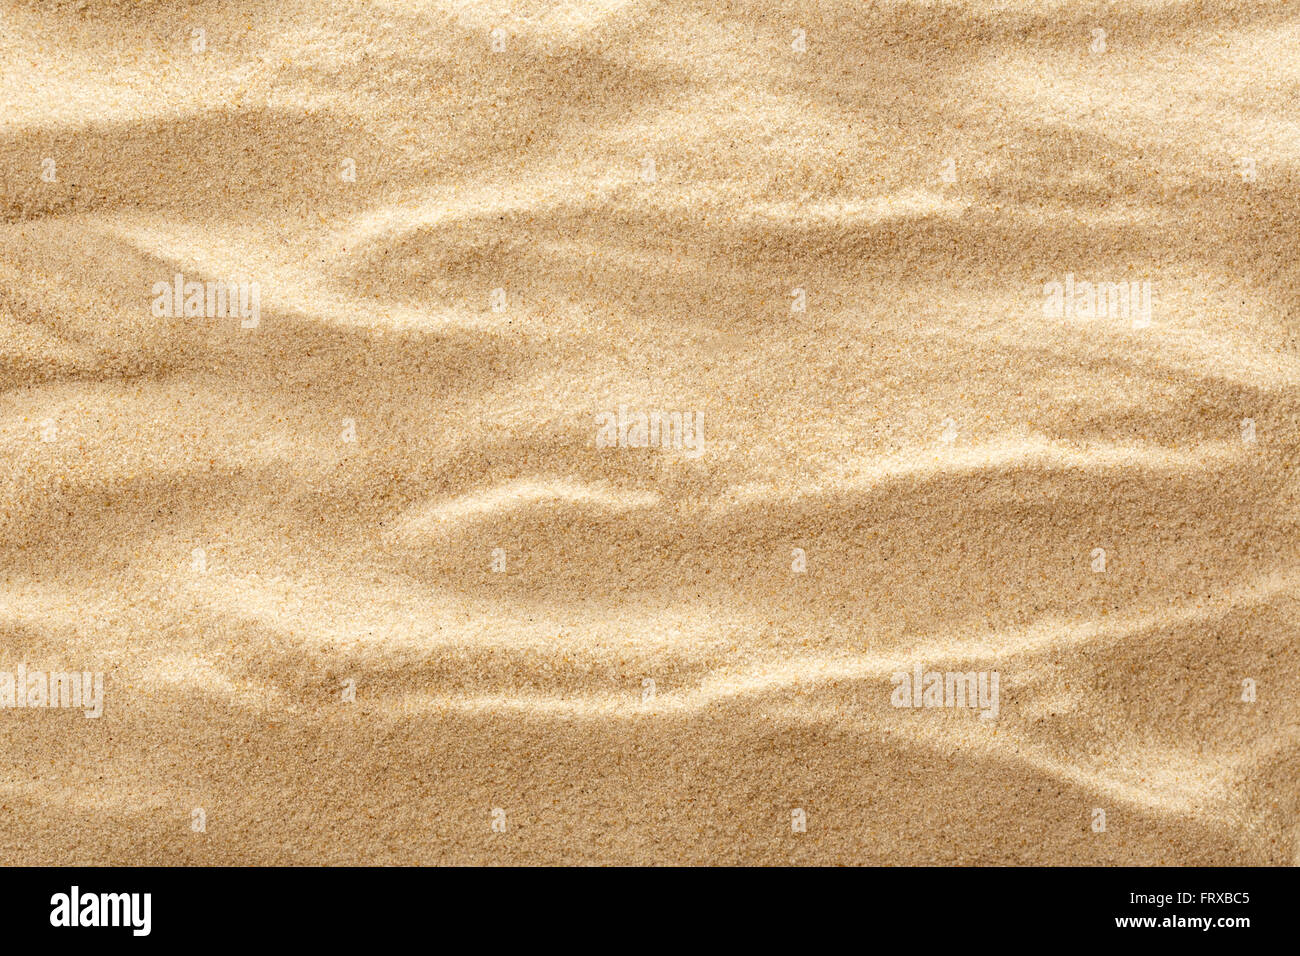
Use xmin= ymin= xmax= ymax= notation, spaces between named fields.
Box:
xmin=1 ymin=0 xmax=1298 ymax=864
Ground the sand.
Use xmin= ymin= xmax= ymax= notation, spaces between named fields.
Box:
xmin=0 ymin=0 xmax=1297 ymax=865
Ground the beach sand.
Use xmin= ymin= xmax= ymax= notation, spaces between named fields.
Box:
xmin=1 ymin=0 xmax=1297 ymax=864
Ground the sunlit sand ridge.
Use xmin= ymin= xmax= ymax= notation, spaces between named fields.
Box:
xmin=0 ymin=0 xmax=1297 ymax=864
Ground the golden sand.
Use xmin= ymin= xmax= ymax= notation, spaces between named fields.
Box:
xmin=0 ymin=0 xmax=1297 ymax=864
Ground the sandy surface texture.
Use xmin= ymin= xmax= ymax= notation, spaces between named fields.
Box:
xmin=1 ymin=0 xmax=1297 ymax=865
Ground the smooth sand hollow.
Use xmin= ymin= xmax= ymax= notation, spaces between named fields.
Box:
xmin=1 ymin=0 xmax=1297 ymax=864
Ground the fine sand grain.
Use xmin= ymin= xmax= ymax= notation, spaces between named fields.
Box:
xmin=1 ymin=0 xmax=1297 ymax=864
